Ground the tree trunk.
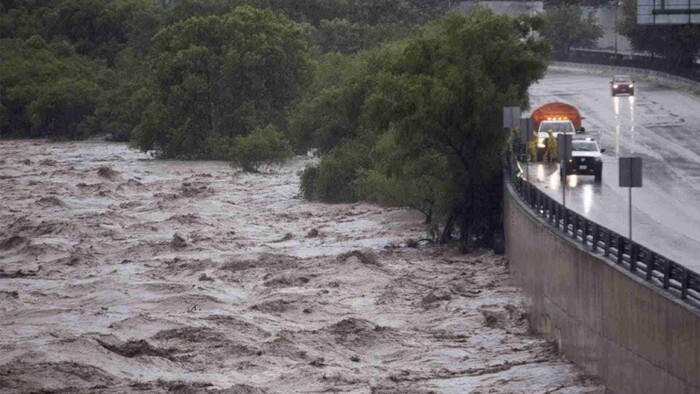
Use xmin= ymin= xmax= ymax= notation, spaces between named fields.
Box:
xmin=459 ymin=213 xmax=470 ymax=254
xmin=440 ymin=213 xmax=455 ymax=244
xmin=459 ymin=186 xmax=474 ymax=254
xmin=424 ymin=209 xmax=433 ymax=225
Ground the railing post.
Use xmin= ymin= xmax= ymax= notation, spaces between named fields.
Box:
xmin=646 ymin=252 xmax=655 ymax=281
xmin=550 ymin=199 xmax=556 ymax=225
xmin=663 ymin=261 xmax=672 ymax=289
xmin=572 ymin=213 xmax=579 ymax=239
xmin=681 ymin=270 xmax=689 ymax=299
xmin=524 ymin=182 xmax=529 ymax=204
xmin=541 ymin=193 xmax=547 ymax=219
xmin=581 ymin=219 xmax=588 ymax=246
xmin=617 ymin=236 xmax=624 ymax=265
xmin=558 ymin=206 xmax=564 ymax=230
xmin=591 ymin=223 xmax=599 ymax=252
xmin=630 ymin=243 xmax=639 ymax=272
xmin=563 ymin=207 xmax=568 ymax=234
xmin=604 ymin=230 xmax=611 ymax=257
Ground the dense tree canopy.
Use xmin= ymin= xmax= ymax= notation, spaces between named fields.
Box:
xmin=0 ymin=37 xmax=103 ymax=139
xmin=131 ymin=6 xmax=312 ymax=158
xmin=298 ymin=9 xmax=549 ymax=249
xmin=1 ymin=0 xmax=441 ymax=147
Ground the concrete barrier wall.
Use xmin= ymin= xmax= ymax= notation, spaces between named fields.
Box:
xmin=504 ymin=183 xmax=700 ymax=394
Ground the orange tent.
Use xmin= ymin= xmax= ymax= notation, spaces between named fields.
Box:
xmin=531 ymin=102 xmax=582 ymax=131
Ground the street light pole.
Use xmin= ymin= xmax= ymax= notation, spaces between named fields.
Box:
xmin=613 ymin=0 xmax=620 ymax=56
xmin=613 ymin=0 xmax=620 ymax=57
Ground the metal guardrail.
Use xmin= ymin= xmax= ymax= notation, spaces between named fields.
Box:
xmin=508 ymin=170 xmax=700 ymax=308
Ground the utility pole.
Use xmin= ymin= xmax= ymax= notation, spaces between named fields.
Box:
xmin=558 ymin=133 xmax=573 ymax=229
xmin=613 ymin=0 xmax=620 ymax=58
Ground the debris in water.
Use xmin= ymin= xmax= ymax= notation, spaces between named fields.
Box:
xmin=96 ymin=338 xmax=177 ymax=361
xmin=97 ymin=166 xmax=119 ymax=180
xmin=336 ymin=249 xmax=379 ymax=266
xmin=171 ymin=233 xmax=187 ymax=249
xmin=36 ymin=196 xmax=66 ymax=207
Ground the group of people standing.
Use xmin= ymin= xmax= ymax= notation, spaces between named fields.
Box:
xmin=528 ymin=130 xmax=558 ymax=163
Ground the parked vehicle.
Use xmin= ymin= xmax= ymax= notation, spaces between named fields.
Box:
xmin=529 ymin=102 xmax=586 ymax=161
xmin=564 ymin=137 xmax=605 ymax=182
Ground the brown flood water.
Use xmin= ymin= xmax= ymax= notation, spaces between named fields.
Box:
xmin=0 ymin=140 xmax=604 ymax=393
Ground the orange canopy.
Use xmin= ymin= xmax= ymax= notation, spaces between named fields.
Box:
xmin=531 ymin=102 xmax=582 ymax=131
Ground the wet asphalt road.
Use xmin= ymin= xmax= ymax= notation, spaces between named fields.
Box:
xmin=525 ymin=70 xmax=700 ymax=271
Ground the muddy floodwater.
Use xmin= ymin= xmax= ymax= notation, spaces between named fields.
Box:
xmin=0 ymin=141 xmax=604 ymax=393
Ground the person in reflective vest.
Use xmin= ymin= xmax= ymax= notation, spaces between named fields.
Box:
xmin=528 ymin=131 xmax=539 ymax=161
xmin=546 ymin=130 xmax=558 ymax=163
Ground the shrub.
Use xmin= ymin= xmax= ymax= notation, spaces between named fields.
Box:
xmin=305 ymin=141 xmax=369 ymax=203
xmin=230 ymin=125 xmax=293 ymax=172
xmin=300 ymin=165 xmax=319 ymax=200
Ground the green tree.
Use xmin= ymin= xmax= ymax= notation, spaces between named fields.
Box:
xmin=132 ymin=5 xmax=312 ymax=158
xmin=0 ymin=37 xmax=104 ymax=138
xmin=304 ymin=140 xmax=371 ymax=202
xmin=353 ymin=135 xmax=448 ymax=224
xmin=287 ymin=47 xmax=393 ymax=154
xmin=27 ymin=78 xmax=99 ymax=139
xmin=40 ymin=0 xmax=163 ymax=64
xmin=85 ymin=48 xmax=155 ymax=141
xmin=541 ymin=4 xmax=603 ymax=57
xmin=298 ymin=9 xmax=549 ymax=250
xmin=1 ymin=0 xmax=164 ymax=140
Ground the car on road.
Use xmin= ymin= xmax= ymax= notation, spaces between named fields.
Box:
xmin=611 ymin=75 xmax=635 ymax=96
xmin=564 ymin=138 xmax=605 ymax=182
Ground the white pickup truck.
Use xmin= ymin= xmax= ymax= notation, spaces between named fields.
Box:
xmin=563 ymin=138 xmax=605 ymax=182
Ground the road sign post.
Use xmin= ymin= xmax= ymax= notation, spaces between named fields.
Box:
xmin=503 ymin=107 xmax=521 ymax=131
xmin=557 ymin=133 xmax=573 ymax=227
xmin=519 ymin=117 xmax=534 ymax=182
xmin=619 ymin=157 xmax=643 ymax=241
xmin=503 ymin=107 xmax=522 ymax=177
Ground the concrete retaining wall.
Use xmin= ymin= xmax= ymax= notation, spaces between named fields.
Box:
xmin=550 ymin=61 xmax=700 ymax=95
xmin=504 ymin=182 xmax=700 ymax=394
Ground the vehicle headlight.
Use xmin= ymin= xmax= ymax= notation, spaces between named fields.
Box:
xmin=629 ymin=84 xmax=634 ymax=88
xmin=613 ymin=84 xmax=619 ymax=88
